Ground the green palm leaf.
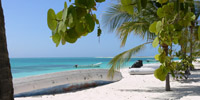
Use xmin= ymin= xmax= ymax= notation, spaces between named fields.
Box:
xmin=108 ymin=42 xmax=151 ymax=78
xmin=102 ymin=4 xmax=133 ymax=32
xmin=117 ymin=21 xmax=155 ymax=47
xmin=103 ymin=1 xmax=160 ymax=77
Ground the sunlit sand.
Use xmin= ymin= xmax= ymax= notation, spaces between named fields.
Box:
xmin=15 ymin=62 xmax=200 ymax=100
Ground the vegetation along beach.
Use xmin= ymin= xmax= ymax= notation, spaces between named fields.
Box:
xmin=1 ymin=0 xmax=200 ymax=100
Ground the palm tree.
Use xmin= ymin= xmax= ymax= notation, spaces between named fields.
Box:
xmin=102 ymin=1 xmax=158 ymax=76
xmin=103 ymin=1 xmax=200 ymax=91
xmin=0 ymin=0 xmax=14 ymax=99
xmin=102 ymin=1 xmax=174 ymax=91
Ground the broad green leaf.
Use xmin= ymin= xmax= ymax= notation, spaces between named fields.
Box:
xmin=168 ymin=24 xmax=174 ymax=31
xmin=191 ymin=15 xmax=196 ymax=21
xmin=149 ymin=21 xmax=157 ymax=34
xmin=47 ymin=9 xmax=57 ymax=30
xmin=157 ymin=0 xmax=168 ymax=4
xmin=120 ymin=5 xmax=134 ymax=15
xmin=158 ymin=47 xmax=162 ymax=53
xmin=76 ymin=7 xmax=87 ymax=18
xmin=61 ymin=36 xmax=66 ymax=45
xmin=58 ymin=21 xmax=66 ymax=33
xmin=159 ymin=51 xmax=166 ymax=63
xmin=156 ymin=21 xmax=162 ymax=33
xmin=154 ymin=65 xmax=169 ymax=81
xmin=121 ymin=0 xmax=132 ymax=5
xmin=179 ymin=12 xmax=195 ymax=27
xmin=67 ymin=6 xmax=77 ymax=27
xmin=157 ymin=8 xmax=164 ymax=18
xmin=198 ymin=26 xmax=200 ymax=40
xmin=52 ymin=33 xmax=61 ymax=47
xmin=65 ymin=32 xmax=78 ymax=43
xmin=67 ymin=28 xmax=79 ymax=39
xmin=85 ymin=14 xmax=95 ymax=33
xmin=62 ymin=3 xmax=68 ymax=23
xmin=95 ymin=0 xmax=105 ymax=3
xmin=57 ymin=11 xmax=63 ymax=20
xmin=82 ymin=32 xmax=89 ymax=36
xmin=155 ymin=54 xmax=160 ymax=60
xmin=75 ymin=21 xmax=87 ymax=36
xmin=120 ymin=0 xmax=134 ymax=14
xmin=67 ymin=14 xmax=74 ymax=27
xmin=75 ymin=0 xmax=95 ymax=9
xmin=57 ymin=10 xmax=66 ymax=33
xmin=152 ymin=37 xmax=159 ymax=48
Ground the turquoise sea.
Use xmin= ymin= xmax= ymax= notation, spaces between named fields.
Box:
xmin=10 ymin=57 xmax=158 ymax=78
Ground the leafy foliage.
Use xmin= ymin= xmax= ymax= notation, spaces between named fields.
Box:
xmin=103 ymin=1 xmax=158 ymax=47
xmin=154 ymin=65 xmax=169 ymax=81
xmin=47 ymin=0 xmax=200 ymax=91
xmin=120 ymin=0 xmax=149 ymax=14
xmin=152 ymin=37 xmax=159 ymax=47
xmin=47 ymin=9 xmax=57 ymax=30
xmin=103 ymin=1 xmax=161 ymax=78
xmin=149 ymin=1 xmax=198 ymax=82
xmin=47 ymin=1 xmax=104 ymax=46
xmin=103 ymin=0 xmax=200 ymax=92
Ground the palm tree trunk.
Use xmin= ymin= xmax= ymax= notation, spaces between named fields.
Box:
xmin=0 ymin=0 xmax=14 ymax=99
xmin=162 ymin=44 xmax=170 ymax=91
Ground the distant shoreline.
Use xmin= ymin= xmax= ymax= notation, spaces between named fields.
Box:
xmin=95 ymin=56 xmax=155 ymax=58
xmin=10 ymin=56 xmax=156 ymax=59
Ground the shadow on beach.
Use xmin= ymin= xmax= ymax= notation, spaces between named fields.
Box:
xmin=118 ymin=70 xmax=200 ymax=100
xmin=118 ymin=85 xmax=200 ymax=100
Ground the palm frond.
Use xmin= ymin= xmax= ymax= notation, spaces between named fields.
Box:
xmin=102 ymin=4 xmax=133 ymax=32
xmin=117 ymin=21 xmax=154 ymax=47
xmin=108 ymin=42 xmax=151 ymax=78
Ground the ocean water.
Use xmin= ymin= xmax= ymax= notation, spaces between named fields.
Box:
xmin=10 ymin=57 xmax=158 ymax=78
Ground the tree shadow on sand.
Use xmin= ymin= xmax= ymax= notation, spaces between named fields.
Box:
xmin=151 ymin=85 xmax=200 ymax=100
xmin=119 ymin=86 xmax=200 ymax=99
xmin=118 ymin=70 xmax=200 ymax=99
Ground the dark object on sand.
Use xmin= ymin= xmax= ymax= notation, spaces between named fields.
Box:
xmin=130 ymin=60 xmax=143 ymax=68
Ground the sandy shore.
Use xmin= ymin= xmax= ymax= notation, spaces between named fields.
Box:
xmin=15 ymin=66 xmax=200 ymax=100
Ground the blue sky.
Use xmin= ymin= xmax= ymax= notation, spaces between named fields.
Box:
xmin=2 ymin=0 xmax=158 ymax=58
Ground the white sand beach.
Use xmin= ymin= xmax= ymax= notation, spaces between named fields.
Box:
xmin=15 ymin=66 xmax=200 ymax=100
